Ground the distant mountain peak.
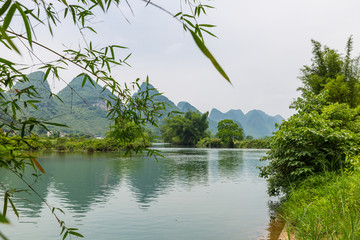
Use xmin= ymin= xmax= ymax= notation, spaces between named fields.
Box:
xmin=208 ymin=107 xmax=283 ymax=138
xmin=177 ymin=101 xmax=200 ymax=113
xmin=10 ymin=71 xmax=51 ymax=98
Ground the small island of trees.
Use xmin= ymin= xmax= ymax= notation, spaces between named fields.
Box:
xmin=160 ymin=110 xmax=269 ymax=149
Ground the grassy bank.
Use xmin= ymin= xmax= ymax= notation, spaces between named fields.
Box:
xmin=0 ymin=135 xmax=151 ymax=152
xmin=196 ymin=137 xmax=270 ymax=149
xmin=280 ymin=168 xmax=360 ymax=239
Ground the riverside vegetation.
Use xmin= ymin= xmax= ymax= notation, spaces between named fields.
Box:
xmin=260 ymin=37 xmax=360 ymax=239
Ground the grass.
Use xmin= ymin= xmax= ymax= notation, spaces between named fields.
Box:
xmin=281 ymin=169 xmax=360 ymax=240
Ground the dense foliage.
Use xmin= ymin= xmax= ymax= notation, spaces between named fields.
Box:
xmin=161 ymin=111 xmax=209 ymax=145
xmin=196 ymin=137 xmax=222 ymax=148
xmin=216 ymin=119 xmax=244 ymax=147
xmin=237 ymin=138 xmax=269 ymax=149
xmin=299 ymin=37 xmax=360 ymax=107
xmin=260 ymin=94 xmax=360 ymax=196
xmin=260 ymin=38 xmax=360 ymax=196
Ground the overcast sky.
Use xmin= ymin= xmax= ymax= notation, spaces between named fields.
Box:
xmin=6 ymin=0 xmax=360 ymax=118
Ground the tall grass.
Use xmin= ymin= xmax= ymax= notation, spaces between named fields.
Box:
xmin=281 ymin=170 xmax=360 ymax=239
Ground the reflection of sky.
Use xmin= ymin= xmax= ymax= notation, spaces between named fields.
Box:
xmin=1 ymin=149 xmax=274 ymax=240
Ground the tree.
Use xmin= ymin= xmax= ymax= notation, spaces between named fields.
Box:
xmin=216 ymin=119 xmax=243 ymax=148
xmin=246 ymin=135 xmax=254 ymax=140
xmin=299 ymin=37 xmax=360 ymax=107
xmin=161 ymin=111 xmax=209 ymax=145
xmin=0 ymin=1 xmax=230 ymax=239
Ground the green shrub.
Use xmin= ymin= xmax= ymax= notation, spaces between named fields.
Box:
xmin=260 ymin=94 xmax=360 ymax=196
xmin=197 ymin=137 xmax=221 ymax=148
xmin=237 ymin=139 xmax=269 ymax=149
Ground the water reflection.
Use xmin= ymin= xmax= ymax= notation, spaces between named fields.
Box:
xmin=0 ymin=148 xmax=276 ymax=240
xmin=217 ymin=150 xmax=244 ymax=178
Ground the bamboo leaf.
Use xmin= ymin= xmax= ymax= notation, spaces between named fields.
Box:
xmin=62 ymin=231 xmax=68 ymax=240
xmin=60 ymin=0 xmax=69 ymax=6
xmin=0 ymin=214 xmax=9 ymax=224
xmin=0 ymin=57 xmax=14 ymax=66
xmin=2 ymin=3 xmax=16 ymax=30
xmin=16 ymin=3 xmax=32 ymax=48
xmin=43 ymin=121 xmax=68 ymax=127
xmin=189 ymin=29 xmax=230 ymax=83
xmin=96 ymin=0 xmax=105 ymax=11
xmin=44 ymin=66 xmax=51 ymax=81
xmin=0 ymin=27 xmax=20 ymax=54
xmin=8 ymin=197 xmax=18 ymax=219
xmin=3 ymin=192 xmax=8 ymax=217
xmin=0 ymin=0 xmax=11 ymax=17
xmin=68 ymin=231 xmax=84 ymax=238
xmin=31 ymin=158 xmax=45 ymax=173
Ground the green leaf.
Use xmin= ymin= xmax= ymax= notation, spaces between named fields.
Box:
xmin=8 ymin=197 xmax=18 ymax=218
xmin=43 ymin=121 xmax=69 ymax=128
xmin=0 ymin=0 xmax=12 ymax=17
xmin=3 ymin=192 xmax=8 ymax=217
xmin=0 ymin=57 xmax=14 ymax=66
xmin=62 ymin=231 xmax=68 ymax=240
xmin=0 ymin=213 xmax=9 ymax=224
xmin=96 ymin=0 xmax=105 ymax=11
xmin=2 ymin=3 xmax=16 ymax=30
xmin=60 ymin=0 xmax=69 ymax=6
xmin=44 ymin=66 xmax=51 ymax=81
xmin=0 ymin=26 xmax=20 ymax=54
xmin=189 ymin=29 xmax=230 ymax=83
xmin=199 ymin=24 xmax=216 ymax=28
xmin=16 ymin=3 xmax=32 ymax=48
xmin=68 ymin=231 xmax=84 ymax=238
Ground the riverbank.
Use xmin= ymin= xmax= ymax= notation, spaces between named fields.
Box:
xmin=195 ymin=137 xmax=270 ymax=149
xmin=0 ymin=135 xmax=151 ymax=152
xmin=276 ymin=168 xmax=360 ymax=239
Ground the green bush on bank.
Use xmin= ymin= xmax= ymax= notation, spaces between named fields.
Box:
xmin=196 ymin=137 xmax=269 ymax=149
xmin=0 ymin=135 xmax=151 ymax=152
xmin=282 ymin=167 xmax=360 ymax=239
xmin=197 ymin=137 xmax=222 ymax=148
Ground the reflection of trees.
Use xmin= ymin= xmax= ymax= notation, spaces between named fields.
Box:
xmin=217 ymin=150 xmax=244 ymax=178
xmin=175 ymin=158 xmax=208 ymax=186
xmin=0 ymin=150 xmax=211 ymax=215
xmin=126 ymin=149 xmax=210 ymax=208
xmin=44 ymin=152 xmax=123 ymax=213
xmin=165 ymin=148 xmax=209 ymax=187
xmin=0 ymin=152 xmax=124 ymax=216
xmin=127 ymin=157 xmax=174 ymax=208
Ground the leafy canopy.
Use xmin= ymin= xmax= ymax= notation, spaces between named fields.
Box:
xmin=161 ymin=111 xmax=209 ymax=146
xmin=299 ymin=36 xmax=360 ymax=108
xmin=260 ymin=37 xmax=360 ymax=196
xmin=216 ymin=119 xmax=243 ymax=148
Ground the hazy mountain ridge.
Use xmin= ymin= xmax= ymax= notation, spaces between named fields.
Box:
xmin=208 ymin=108 xmax=283 ymax=138
xmin=8 ymin=72 xmax=284 ymax=138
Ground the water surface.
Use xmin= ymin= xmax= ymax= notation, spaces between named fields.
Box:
xmin=0 ymin=148 xmax=275 ymax=239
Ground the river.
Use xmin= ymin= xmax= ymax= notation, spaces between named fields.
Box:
xmin=0 ymin=147 xmax=277 ymax=239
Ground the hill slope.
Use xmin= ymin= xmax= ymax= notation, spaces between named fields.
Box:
xmin=7 ymin=72 xmax=284 ymax=138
